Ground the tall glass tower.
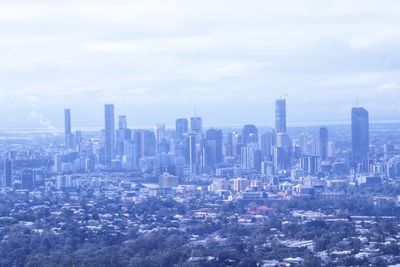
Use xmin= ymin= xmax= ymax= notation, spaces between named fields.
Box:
xmin=319 ymin=127 xmax=328 ymax=160
xmin=104 ymin=104 xmax=115 ymax=166
xmin=64 ymin=109 xmax=72 ymax=149
xmin=351 ymin=107 xmax=369 ymax=172
xmin=275 ymin=99 xmax=286 ymax=133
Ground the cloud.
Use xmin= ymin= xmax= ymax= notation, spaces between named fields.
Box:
xmin=0 ymin=0 xmax=399 ymax=127
xmin=377 ymin=82 xmax=400 ymax=92
xmin=28 ymin=110 xmax=57 ymax=133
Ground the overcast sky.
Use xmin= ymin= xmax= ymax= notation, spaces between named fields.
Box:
xmin=1 ymin=0 xmax=400 ymax=129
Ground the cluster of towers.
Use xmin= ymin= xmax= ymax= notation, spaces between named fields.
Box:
xmin=61 ymin=100 xmax=370 ymax=177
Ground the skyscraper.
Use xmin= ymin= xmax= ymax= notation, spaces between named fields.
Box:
xmin=104 ymin=104 xmax=115 ymax=166
xmin=351 ymin=107 xmax=369 ymax=172
xmin=64 ymin=109 xmax=73 ymax=149
xmin=190 ymin=117 xmax=202 ymax=135
xmin=118 ymin=115 xmax=127 ymax=129
xmin=154 ymin=123 xmax=166 ymax=142
xmin=175 ymin=118 xmax=188 ymax=143
xmin=203 ymin=128 xmax=223 ymax=171
xmin=242 ymin=124 xmax=258 ymax=144
xmin=319 ymin=127 xmax=328 ymax=160
xmin=275 ymin=99 xmax=286 ymax=133
xmin=116 ymin=115 xmax=131 ymax=156
xmin=21 ymin=169 xmax=34 ymax=191
xmin=2 ymin=159 xmax=13 ymax=188
xmin=186 ymin=133 xmax=197 ymax=175
xmin=261 ymin=132 xmax=273 ymax=159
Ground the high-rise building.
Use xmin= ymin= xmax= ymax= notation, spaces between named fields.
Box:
xmin=175 ymin=118 xmax=188 ymax=143
xmin=104 ymin=104 xmax=115 ymax=166
xmin=241 ymin=143 xmax=260 ymax=171
xmin=64 ymin=109 xmax=73 ymax=149
xmin=261 ymin=132 xmax=273 ymax=159
xmin=190 ymin=117 xmax=202 ymax=135
xmin=21 ymin=169 xmax=34 ymax=191
xmin=327 ymin=141 xmax=336 ymax=159
xmin=301 ymin=156 xmax=320 ymax=175
xmin=154 ymin=123 xmax=166 ymax=142
xmin=118 ymin=115 xmax=127 ymax=129
xmin=185 ymin=133 xmax=197 ymax=175
xmin=2 ymin=159 xmax=13 ymax=188
xmin=116 ymin=115 xmax=131 ymax=156
xmin=351 ymin=107 xmax=369 ymax=172
xmin=319 ymin=127 xmax=328 ymax=160
xmin=275 ymin=99 xmax=286 ymax=133
xmin=134 ymin=130 xmax=156 ymax=159
xmin=203 ymin=128 xmax=223 ymax=171
xmin=242 ymin=124 xmax=258 ymax=144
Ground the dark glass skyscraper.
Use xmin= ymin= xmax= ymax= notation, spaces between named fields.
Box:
xmin=175 ymin=118 xmax=188 ymax=143
xmin=64 ymin=109 xmax=72 ymax=149
xmin=2 ymin=159 xmax=13 ymax=188
xmin=319 ymin=127 xmax=328 ymax=160
xmin=242 ymin=124 xmax=258 ymax=144
xmin=21 ymin=169 xmax=34 ymax=191
xmin=116 ymin=115 xmax=131 ymax=156
xmin=351 ymin=107 xmax=369 ymax=172
xmin=118 ymin=115 xmax=127 ymax=129
xmin=104 ymin=104 xmax=115 ymax=166
xmin=190 ymin=117 xmax=202 ymax=134
xmin=275 ymin=99 xmax=286 ymax=133
xmin=185 ymin=133 xmax=197 ymax=175
xmin=261 ymin=132 xmax=273 ymax=159
xmin=204 ymin=128 xmax=223 ymax=171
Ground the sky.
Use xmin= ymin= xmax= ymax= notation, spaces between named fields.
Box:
xmin=1 ymin=0 xmax=400 ymax=129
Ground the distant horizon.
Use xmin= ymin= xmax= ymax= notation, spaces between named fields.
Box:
xmin=1 ymin=118 xmax=400 ymax=134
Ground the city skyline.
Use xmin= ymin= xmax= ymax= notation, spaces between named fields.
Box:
xmin=1 ymin=1 xmax=400 ymax=266
xmin=13 ymin=100 xmax=392 ymax=133
xmin=10 ymin=101 xmax=383 ymax=133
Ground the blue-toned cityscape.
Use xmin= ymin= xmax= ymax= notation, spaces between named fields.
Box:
xmin=2 ymin=0 xmax=400 ymax=266
xmin=2 ymin=99 xmax=400 ymax=266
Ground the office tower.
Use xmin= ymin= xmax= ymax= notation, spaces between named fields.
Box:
xmin=203 ymin=128 xmax=223 ymax=171
xmin=241 ymin=143 xmax=259 ymax=171
xmin=133 ymin=130 xmax=142 ymax=168
xmin=242 ymin=124 xmax=258 ymax=144
xmin=2 ymin=159 xmax=13 ymax=188
xmin=118 ymin=115 xmax=127 ymax=129
xmin=154 ymin=123 xmax=166 ymax=142
xmin=275 ymin=98 xmax=286 ymax=133
xmin=276 ymin=132 xmax=291 ymax=148
xmin=327 ymin=141 xmax=336 ymax=158
xmin=190 ymin=117 xmax=202 ymax=135
xmin=116 ymin=115 xmax=132 ymax=156
xmin=134 ymin=130 xmax=157 ymax=159
xmin=104 ymin=104 xmax=115 ymax=166
xmin=301 ymin=156 xmax=320 ymax=175
xmin=232 ymin=178 xmax=250 ymax=192
xmin=21 ymin=169 xmax=34 ymax=190
xmin=64 ymin=109 xmax=73 ymax=149
xmin=175 ymin=118 xmax=188 ymax=143
xmin=319 ymin=127 xmax=328 ymax=160
xmin=351 ymin=107 xmax=369 ymax=172
xmin=225 ymin=132 xmax=234 ymax=157
xmin=261 ymin=132 xmax=273 ymax=159
xmin=273 ymin=132 xmax=292 ymax=171
xmin=185 ymin=133 xmax=197 ymax=175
